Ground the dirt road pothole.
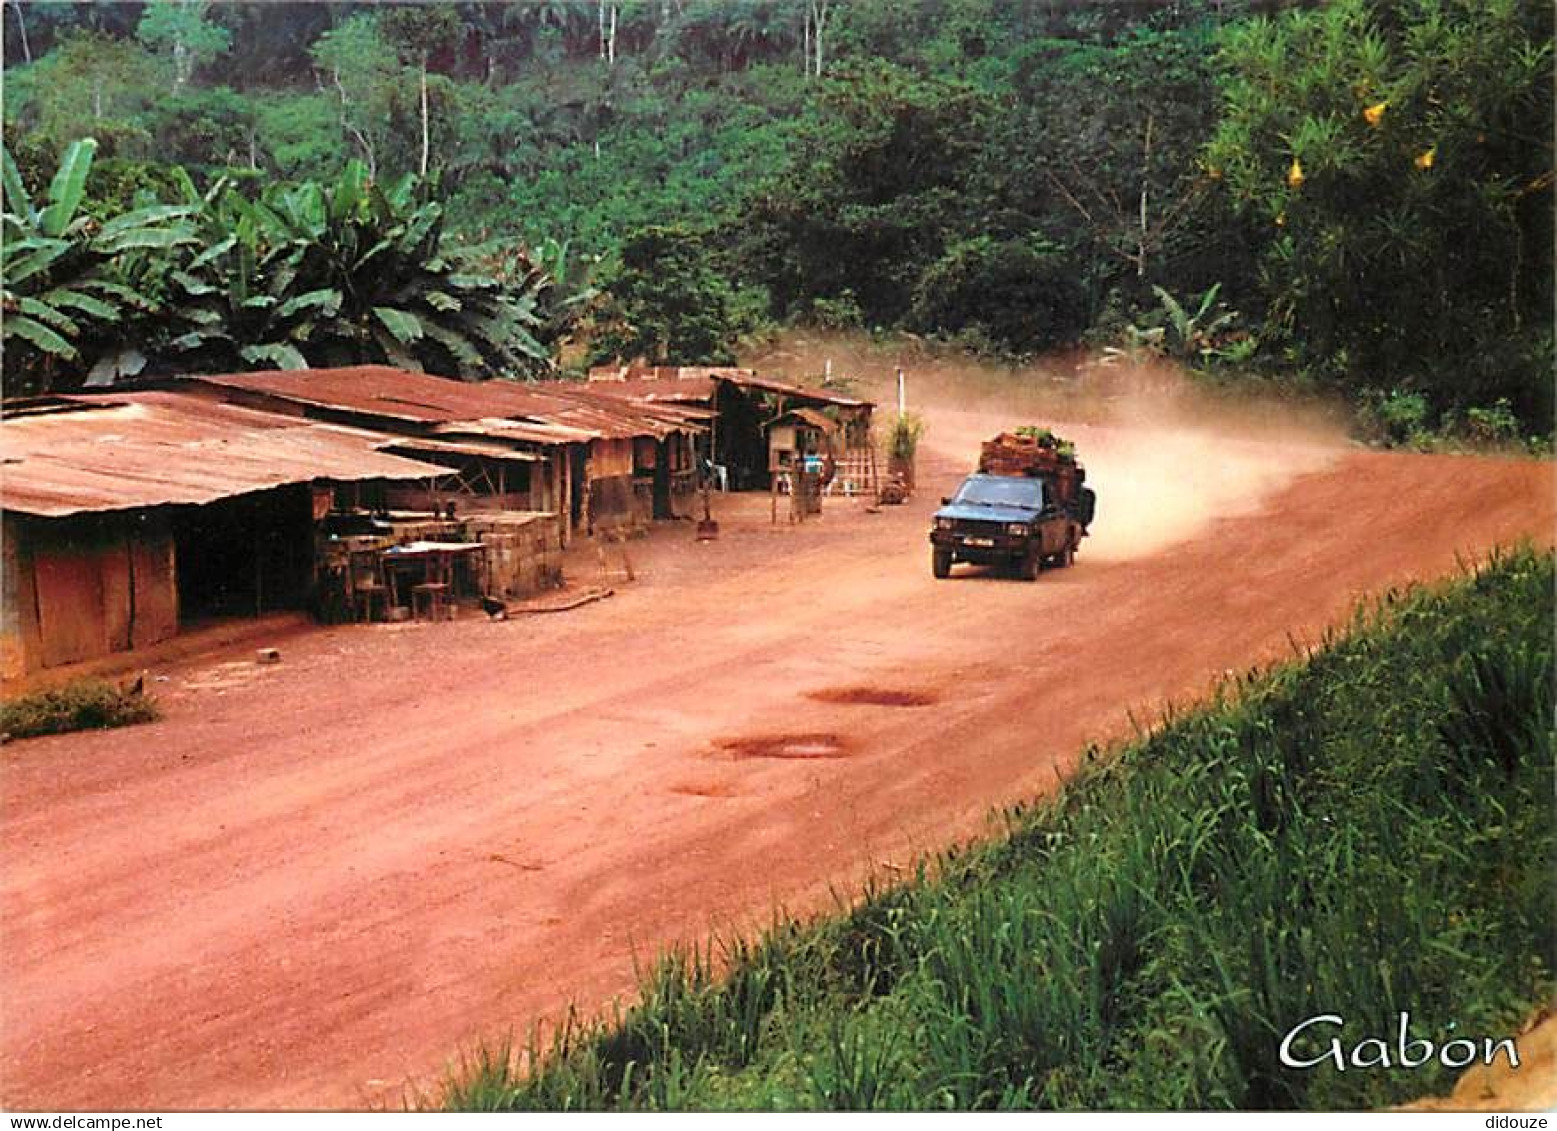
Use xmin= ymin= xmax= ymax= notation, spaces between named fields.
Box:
xmin=669 ymin=780 xmax=739 ymax=797
xmin=715 ymin=733 xmax=850 ymax=760
xmin=806 ymin=686 xmax=937 ymax=707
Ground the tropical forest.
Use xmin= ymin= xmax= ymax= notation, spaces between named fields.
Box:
xmin=2 ymin=0 xmax=1551 ymax=446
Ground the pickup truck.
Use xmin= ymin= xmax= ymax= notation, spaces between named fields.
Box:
xmin=928 ymin=432 xmax=1096 ymax=580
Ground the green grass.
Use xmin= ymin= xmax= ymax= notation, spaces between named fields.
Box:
xmin=0 ymin=678 xmax=160 ymax=740
xmin=444 ymin=547 xmax=1555 ymax=1111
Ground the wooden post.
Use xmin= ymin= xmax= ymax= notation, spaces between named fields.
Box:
xmin=559 ymin=449 xmax=571 ymax=548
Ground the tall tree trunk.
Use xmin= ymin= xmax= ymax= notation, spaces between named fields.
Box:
xmin=419 ymin=57 xmax=430 ymax=178
xmin=10 ymin=1 xmax=31 ymax=64
xmin=172 ymin=36 xmax=189 ymax=95
xmin=808 ymin=0 xmax=831 ymax=78
xmin=327 ymin=67 xmax=376 ymax=178
xmin=1137 ymin=111 xmax=1154 ymax=278
xmin=607 ymin=4 xmax=617 ymax=65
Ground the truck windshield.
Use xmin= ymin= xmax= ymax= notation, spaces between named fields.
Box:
xmin=953 ymin=477 xmax=1046 ymax=509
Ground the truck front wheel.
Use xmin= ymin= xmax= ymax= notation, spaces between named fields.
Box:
xmin=932 ymin=547 xmax=953 ymax=579
xmin=1019 ymin=549 xmax=1041 ymax=581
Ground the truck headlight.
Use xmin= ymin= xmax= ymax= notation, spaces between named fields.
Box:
xmin=1006 ymin=523 xmax=1028 ymax=536
xmin=935 ymin=517 xmax=954 ymax=531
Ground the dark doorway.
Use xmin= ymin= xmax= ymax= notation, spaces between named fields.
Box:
xmin=569 ymin=445 xmax=587 ymax=533
xmin=714 ymin=383 xmax=769 ymax=489
xmin=170 ymin=486 xmax=313 ymax=623
xmin=652 ymin=438 xmax=673 ymax=519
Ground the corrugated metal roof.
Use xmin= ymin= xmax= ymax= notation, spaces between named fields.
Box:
xmin=780 ymin=407 xmax=842 ymax=432
xmin=378 ymin=437 xmax=543 ymax=462
xmin=586 ymin=365 xmax=873 ymax=410
xmin=181 ymin=366 xmax=699 ymax=442
xmin=0 ymin=392 xmax=449 ymax=518
xmin=433 ymin=417 xmax=599 ymax=446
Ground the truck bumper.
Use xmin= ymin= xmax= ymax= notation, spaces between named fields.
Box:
xmin=929 ymin=530 xmax=1031 ymax=563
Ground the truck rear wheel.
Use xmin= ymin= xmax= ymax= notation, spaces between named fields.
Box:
xmin=1053 ymin=534 xmax=1076 ymax=568
xmin=932 ymin=547 xmax=953 ymax=579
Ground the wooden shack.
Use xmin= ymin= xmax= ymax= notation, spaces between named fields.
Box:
xmin=0 ymin=394 xmax=448 ymax=683
xmin=585 ymin=366 xmax=875 ymax=493
xmin=173 ymin=366 xmax=704 ymax=544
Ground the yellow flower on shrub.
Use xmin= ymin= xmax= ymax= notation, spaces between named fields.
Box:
xmin=1363 ymin=100 xmax=1388 ymax=127
xmin=1287 ymin=158 xmax=1305 ymax=188
xmin=1415 ymin=147 xmax=1436 ymax=170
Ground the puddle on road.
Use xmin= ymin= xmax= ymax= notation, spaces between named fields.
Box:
xmin=806 ymin=686 xmax=936 ymax=707
xmin=715 ymin=733 xmax=850 ymax=760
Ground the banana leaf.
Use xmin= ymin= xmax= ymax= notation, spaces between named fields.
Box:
xmin=16 ymin=296 xmax=79 ymax=336
xmin=1 ymin=144 xmax=33 ymax=222
xmin=3 ymin=240 xmax=71 ymax=286
xmin=4 ymin=314 xmax=78 ymax=358
xmin=276 ymin=288 xmax=342 ymax=320
xmin=96 ymin=204 xmax=198 ymax=242
xmin=240 ymin=343 xmax=309 ymax=370
xmin=373 ymin=306 xmax=424 ymax=344
xmin=43 ymin=288 xmax=118 ymax=321
xmin=93 ymin=227 xmax=197 ymax=254
xmin=38 ymin=138 xmax=96 ymax=238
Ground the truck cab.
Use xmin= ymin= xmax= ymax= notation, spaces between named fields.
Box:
xmin=929 ymin=472 xmax=1093 ymax=580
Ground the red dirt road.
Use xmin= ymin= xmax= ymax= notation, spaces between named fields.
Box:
xmin=2 ymin=403 xmax=1552 ymax=1110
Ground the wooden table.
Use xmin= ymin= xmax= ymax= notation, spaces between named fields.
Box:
xmin=381 ymin=541 xmax=484 ymax=620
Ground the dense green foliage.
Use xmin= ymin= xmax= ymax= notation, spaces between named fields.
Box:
xmin=2 ymin=1 xmax=1550 ymax=433
xmin=1 ymin=137 xmax=197 ymax=392
xmin=1208 ymin=0 xmax=1554 ymax=425
xmin=588 ymin=224 xmax=761 ymax=365
xmin=2 ymin=141 xmax=566 ymax=393
xmin=444 ymin=548 xmax=1555 ymax=1110
xmin=1 ymin=678 xmax=160 ymax=740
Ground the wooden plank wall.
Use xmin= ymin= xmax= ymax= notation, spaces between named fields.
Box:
xmin=5 ymin=513 xmax=180 ymax=675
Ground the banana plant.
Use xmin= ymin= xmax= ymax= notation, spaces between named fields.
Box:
xmin=2 ymin=138 xmax=197 ymax=394
xmin=520 ymin=237 xmax=601 ymax=349
xmin=1151 ymin=282 xmax=1240 ymax=361
xmin=161 ymin=160 xmax=551 ymax=378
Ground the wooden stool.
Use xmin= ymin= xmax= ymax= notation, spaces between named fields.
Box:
xmin=354 ymin=581 xmax=389 ymax=623
xmin=411 ymin=582 xmax=451 ymax=621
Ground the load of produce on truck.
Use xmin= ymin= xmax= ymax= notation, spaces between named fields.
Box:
xmin=978 ymin=429 xmax=1082 ymax=492
xmin=929 ymin=429 xmax=1097 ymax=581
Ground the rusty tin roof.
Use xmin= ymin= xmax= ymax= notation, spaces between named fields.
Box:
xmin=182 ymin=366 xmax=701 ymax=442
xmin=1 ymin=392 xmax=449 ymax=518
xmin=586 ymin=365 xmax=873 ymax=410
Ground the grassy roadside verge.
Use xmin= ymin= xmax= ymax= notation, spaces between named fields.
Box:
xmin=0 ymin=678 xmax=159 ymax=741
xmin=445 ymin=548 xmax=1555 ymax=1111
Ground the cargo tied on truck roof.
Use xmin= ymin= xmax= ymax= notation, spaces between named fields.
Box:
xmin=929 ymin=429 xmax=1097 ymax=581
